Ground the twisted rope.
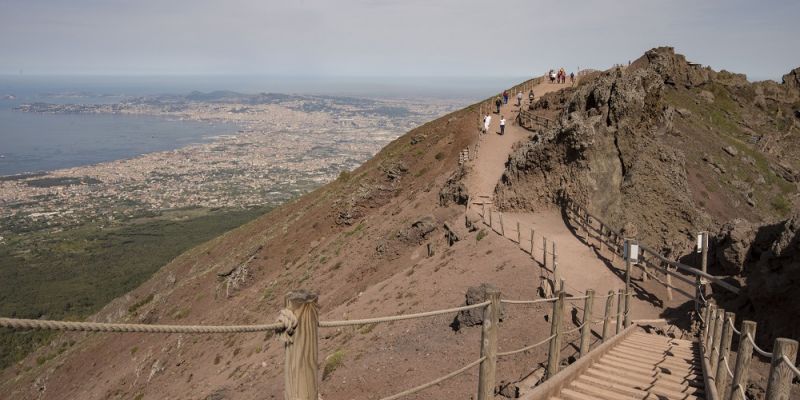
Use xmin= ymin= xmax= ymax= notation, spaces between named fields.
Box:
xmin=722 ymin=355 xmax=735 ymax=378
xmin=498 ymin=334 xmax=556 ymax=357
xmin=501 ymin=297 xmax=557 ymax=305
xmin=746 ymin=333 xmax=773 ymax=358
xmin=0 ymin=317 xmax=285 ymax=334
xmin=379 ymin=356 xmax=485 ymax=400
xmin=319 ymin=301 xmax=490 ymax=328
xmin=728 ymin=317 xmax=741 ymax=336
xmin=562 ymin=322 xmax=586 ymax=335
xmin=564 ymin=295 xmax=589 ymax=301
xmin=736 ymin=384 xmax=747 ymax=400
xmin=783 ymin=354 xmax=800 ymax=378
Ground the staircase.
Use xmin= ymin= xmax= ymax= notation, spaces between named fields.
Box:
xmin=523 ymin=326 xmax=706 ymax=400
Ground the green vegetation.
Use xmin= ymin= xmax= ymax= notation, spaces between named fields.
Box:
xmin=322 ymin=349 xmax=346 ymax=380
xmin=0 ymin=206 xmax=270 ymax=370
xmin=476 ymin=229 xmax=487 ymax=242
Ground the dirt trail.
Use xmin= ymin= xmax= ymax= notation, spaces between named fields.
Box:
xmin=465 ymin=80 xmax=664 ymax=322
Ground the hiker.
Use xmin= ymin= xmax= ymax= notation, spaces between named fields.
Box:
xmin=484 ymin=114 xmax=491 ymax=133
xmin=570 ymin=72 xmax=575 ymax=84
xmin=517 ymin=91 xmax=523 ymax=106
xmin=549 ymin=69 xmax=556 ymax=83
xmin=502 ymin=90 xmax=509 ymax=105
xmin=499 ymin=116 xmax=506 ymax=135
xmin=495 ymin=97 xmax=502 ymax=113
xmin=528 ymin=89 xmax=535 ymax=102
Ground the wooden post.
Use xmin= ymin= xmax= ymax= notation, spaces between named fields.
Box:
xmin=640 ymin=252 xmax=649 ymax=282
xmin=552 ymin=241 xmax=558 ymax=272
xmin=517 ymin=221 xmax=521 ymax=244
xmin=283 ymin=291 xmax=319 ymax=400
xmin=546 ymin=291 xmax=565 ymax=379
xmin=710 ymin=308 xmax=725 ymax=376
xmin=579 ymin=289 xmax=594 ymax=358
xmin=624 ymin=241 xmax=632 ymax=328
xmin=715 ymin=312 xmax=736 ymax=397
xmin=706 ymin=305 xmax=718 ymax=348
xmin=615 ymin=289 xmax=623 ymax=334
xmin=489 ymin=209 xmax=493 ymax=231
xmin=543 ymin=237 xmax=548 ymax=271
xmin=499 ymin=212 xmax=505 ymax=237
xmin=665 ymin=264 xmax=674 ymax=301
xmin=598 ymin=224 xmax=605 ymax=253
xmin=729 ymin=321 xmax=756 ymax=400
xmin=530 ymin=228 xmax=535 ymax=256
xmin=482 ymin=203 xmax=487 ymax=222
xmin=766 ymin=338 xmax=798 ymax=400
xmin=697 ymin=231 xmax=709 ymax=315
xmin=602 ymin=290 xmax=614 ymax=342
xmin=477 ymin=288 xmax=501 ymax=400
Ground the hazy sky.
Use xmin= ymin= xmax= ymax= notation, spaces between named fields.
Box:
xmin=1 ymin=0 xmax=798 ymax=81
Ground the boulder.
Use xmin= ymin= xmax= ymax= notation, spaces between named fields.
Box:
xmin=458 ymin=284 xmax=504 ymax=327
xmin=715 ymin=219 xmax=756 ymax=275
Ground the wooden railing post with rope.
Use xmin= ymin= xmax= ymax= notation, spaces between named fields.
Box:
xmin=578 ymin=289 xmax=594 ymax=357
xmin=283 ymin=290 xmax=319 ymax=400
xmin=546 ymin=291 xmax=565 ymax=379
xmin=477 ymin=287 xmax=500 ymax=400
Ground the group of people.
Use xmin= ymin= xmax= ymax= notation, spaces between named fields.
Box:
xmin=549 ymin=68 xmax=574 ymax=84
xmin=482 ymin=113 xmax=506 ymax=135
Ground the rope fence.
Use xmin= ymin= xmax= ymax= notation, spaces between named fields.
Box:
xmin=380 ymin=356 xmax=485 ymax=400
xmin=319 ymin=301 xmax=489 ymax=328
xmin=498 ymin=334 xmax=556 ymax=357
xmin=0 ymin=317 xmax=285 ymax=334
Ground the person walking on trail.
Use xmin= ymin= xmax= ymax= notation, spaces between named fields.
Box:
xmin=549 ymin=69 xmax=556 ymax=84
xmin=502 ymin=90 xmax=509 ymax=105
xmin=529 ymin=89 xmax=535 ymax=103
xmin=499 ymin=116 xmax=506 ymax=135
xmin=495 ymin=97 xmax=502 ymax=113
xmin=516 ymin=91 xmax=523 ymax=106
xmin=483 ymin=114 xmax=491 ymax=134
xmin=570 ymin=72 xmax=575 ymax=85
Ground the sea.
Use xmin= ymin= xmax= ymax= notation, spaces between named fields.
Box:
xmin=0 ymin=75 xmax=525 ymax=176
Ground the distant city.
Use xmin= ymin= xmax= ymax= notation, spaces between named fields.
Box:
xmin=1 ymin=90 xmax=462 ymax=234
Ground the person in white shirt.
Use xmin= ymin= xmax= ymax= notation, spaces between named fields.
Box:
xmin=517 ymin=91 xmax=523 ymax=106
xmin=483 ymin=114 xmax=491 ymax=134
xmin=499 ymin=116 xmax=506 ymax=135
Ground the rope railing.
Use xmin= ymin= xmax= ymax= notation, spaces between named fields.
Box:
xmin=497 ymin=334 xmax=556 ymax=357
xmin=501 ymin=297 xmax=557 ymax=305
xmin=747 ymin=333 xmax=774 ymax=358
xmin=0 ymin=317 xmax=286 ymax=334
xmin=379 ymin=356 xmax=486 ymax=400
xmin=319 ymin=301 xmax=490 ymax=328
xmin=783 ymin=355 xmax=800 ymax=377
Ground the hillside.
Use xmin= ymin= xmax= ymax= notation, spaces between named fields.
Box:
xmin=2 ymin=47 xmax=799 ymax=399
xmin=495 ymin=47 xmax=800 ymax=345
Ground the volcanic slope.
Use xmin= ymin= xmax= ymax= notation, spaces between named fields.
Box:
xmin=2 ymin=77 xmax=629 ymax=399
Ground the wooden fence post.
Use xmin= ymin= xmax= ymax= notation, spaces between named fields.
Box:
xmin=489 ymin=210 xmax=493 ymax=231
xmin=477 ymin=288 xmax=501 ymax=400
xmin=598 ymin=224 xmax=605 ymax=253
xmin=283 ymin=291 xmax=319 ymax=400
xmin=615 ymin=289 xmax=623 ymax=334
xmin=579 ymin=289 xmax=594 ymax=357
xmin=546 ymin=291 xmax=565 ymax=379
xmin=710 ymin=308 xmax=725 ymax=375
xmin=530 ymin=228 xmax=535 ymax=256
xmin=552 ymin=242 xmax=558 ymax=272
xmin=499 ymin=212 xmax=505 ymax=237
xmin=697 ymin=231 xmax=709 ymax=315
xmin=624 ymin=241 xmax=632 ymax=328
xmin=706 ymin=305 xmax=718 ymax=349
xmin=715 ymin=312 xmax=736 ymax=396
xmin=665 ymin=264 xmax=673 ymax=301
xmin=766 ymin=338 xmax=799 ymax=400
xmin=641 ymin=252 xmax=649 ymax=282
xmin=602 ymin=290 xmax=614 ymax=342
xmin=729 ymin=321 xmax=756 ymax=400
xmin=543 ymin=237 xmax=548 ymax=271
xmin=517 ymin=221 xmax=521 ymax=244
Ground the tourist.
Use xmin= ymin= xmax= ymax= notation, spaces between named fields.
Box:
xmin=528 ymin=89 xmax=535 ymax=102
xmin=502 ymin=90 xmax=509 ymax=105
xmin=484 ymin=114 xmax=491 ymax=133
xmin=517 ymin=91 xmax=523 ymax=106
xmin=570 ymin=72 xmax=575 ymax=84
xmin=499 ymin=116 xmax=506 ymax=135
xmin=549 ymin=69 xmax=556 ymax=84
xmin=495 ymin=97 xmax=502 ymax=113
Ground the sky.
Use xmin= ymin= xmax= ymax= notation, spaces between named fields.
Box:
xmin=1 ymin=0 xmax=799 ymax=81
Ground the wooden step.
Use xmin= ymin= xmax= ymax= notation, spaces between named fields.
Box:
xmin=606 ymin=350 xmax=701 ymax=371
xmin=615 ymin=342 xmax=699 ymax=358
xmin=579 ymin=372 xmax=703 ymax=400
xmin=628 ymin=334 xmax=695 ymax=347
xmin=594 ymin=359 xmax=703 ymax=386
xmin=608 ymin=347 xmax=700 ymax=366
xmin=593 ymin=361 xmax=704 ymax=389
xmin=619 ymin=341 xmax=699 ymax=356
xmin=581 ymin=367 xmax=705 ymax=396
xmin=593 ymin=359 xmax=702 ymax=383
xmin=569 ymin=379 xmax=642 ymax=400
